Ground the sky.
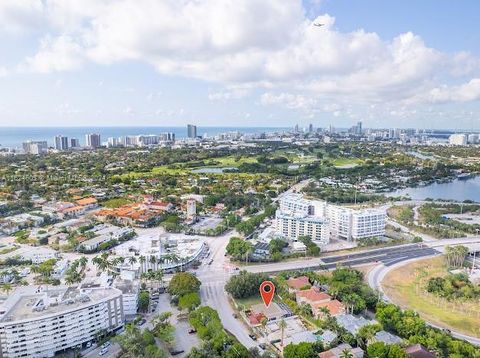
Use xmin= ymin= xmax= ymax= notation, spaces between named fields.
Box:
xmin=0 ymin=0 xmax=480 ymax=129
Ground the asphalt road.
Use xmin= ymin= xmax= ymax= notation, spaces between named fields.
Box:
xmin=244 ymin=244 xmax=440 ymax=274
xmin=197 ymin=232 xmax=259 ymax=350
xmin=368 ymin=258 xmax=480 ymax=346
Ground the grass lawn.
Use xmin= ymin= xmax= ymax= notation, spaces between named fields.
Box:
xmin=382 ymin=256 xmax=480 ymax=338
xmin=213 ymin=155 xmax=258 ymax=167
xmin=102 ymin=197 xmax=132 ymax=208
xmin=331 ymin=157 xmax=363 ymax=167
xmin=234 ymin=296 xmax=263 ymax=310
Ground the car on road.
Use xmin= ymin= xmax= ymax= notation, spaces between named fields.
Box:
xmin=170 ymin=349 xmax=185 ymax=356
xmin=99 ymin=347 xmax=109 ymax=356
xmin=101 ymin=342 xmax=111 ymax=349
xmin=137 ymin=318 xmax=146 ymax=326
xmin=248 ymin=334 xmax=257 ymax=341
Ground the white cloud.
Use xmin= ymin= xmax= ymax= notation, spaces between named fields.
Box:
xmin=3 ymin=0 xmax=480 ymax=121
xmin=423 ymin=79 xmax=480 ymax=103
xmin=20 ymin=35 xmax=84 ymax=73
xmin=208 ymin=88 xmax=250 ymax=101
xmin=0 ymin=1 xmax=44 ymax=33
xmin=123 ymin=106 xmax=135 ymax=114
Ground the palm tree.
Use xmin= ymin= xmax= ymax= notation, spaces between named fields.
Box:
xmin=128 ymin=256 xmax=137 ymax=268
xmin=149 ymin=255 xmax=157 ymax=270
xmin=260 ymin=318 xmax=268 ymax=336
xmin=339 ymin=349 xmax=354 ymax=358
xmin=92 ymin=255 xmax=108 ymax=273
xmin=279 ymin=319 xmax=287 ymax=347
xmin=78 ymin=256 xmax=88 ymax=269
xmin=1 ymin=283 xmax=12 ymax=295
xmin=155 ymin=269 xmax=164 ymax=289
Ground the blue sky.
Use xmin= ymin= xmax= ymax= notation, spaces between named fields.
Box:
xmin=0 ymin=0 xmax=480 ymax=129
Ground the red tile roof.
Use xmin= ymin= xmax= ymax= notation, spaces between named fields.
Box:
xmin=296 ymin=287 xmax=331 ymax=303
xmin=312 ymin=300 xmax=345 ymax=316
xmin=286 ymin=276 xmax=311 ymax=290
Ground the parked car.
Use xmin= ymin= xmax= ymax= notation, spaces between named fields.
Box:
xmin=170 ymin=349 xmax=185 ymax=356
xmin=188 ymin=328 xmax=197 ymax=334
xmin=248 ymin=334 xmax=257 ymax=341
xmin=99 ymin=348 xmax=109 ymax=356
xmin=137 ymin=318 xmax=146 ymax=326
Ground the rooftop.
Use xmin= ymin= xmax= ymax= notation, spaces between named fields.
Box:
xmin=286 ymin=276 xmax=311 ymax=290
xmin=296 ymin=287 xmax=331 ymax=303
xmin=0 ymin=285 xmax=121 ymax=323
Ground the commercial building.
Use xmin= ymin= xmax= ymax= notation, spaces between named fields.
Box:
xmin=187 ymin=124 xmax=197 ymax=139
xmin=159 ymin=132 xmax=175 ymax=142
xmin=449 ymin=133 xmax=468 ymax=146
xmin=107 ymin=137 xmax=119 ymax=148
xmin=186 ymin=199 xmax=197 ymax=221
xmin=85 ymin=133 xmax=101 ymax=149
xmin=114 ymin=279 xmax=139 ymax=318
xmin=54 ymin=135 xmax=69 ymax=151
xmin=22 ymin=141 xmax=48 ymax=155
xmin=70 ymin=138 xmax=80 ymax=148
xmin=0 ymin=285 xmax=124 ymax=358
xmin=275 ymin=194 xmax=386 ymax=243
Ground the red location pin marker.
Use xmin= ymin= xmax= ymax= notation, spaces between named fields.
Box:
xmin=260 ymin=281 xmax=275 ymax=307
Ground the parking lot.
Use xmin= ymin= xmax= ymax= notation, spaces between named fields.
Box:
xmin=191 ymin=216 xmax=223 ymax=231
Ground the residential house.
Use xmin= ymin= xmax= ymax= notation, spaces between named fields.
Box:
xmin=336 ymin=314 xmax=375 ymax=335
xmin=405 ymin=344 xmax=437 ymax=358
xmin=75 ymin=197 xmax=98 ymax=209
xmin=285 ymin=276 xmax=311 ymax=293
xmin=319 ymin=343 xmax=364 ymax=358
xmin=247 ymin=302 xmax=289 ymax=326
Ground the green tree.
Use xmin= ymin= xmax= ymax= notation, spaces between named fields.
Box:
xmin=283 ymin=342 xmax=317 ymax=358
xmin=178 ymin=292 xmax=201 ymax=312
xmin=225 ymin=271 xmax=270 ymax=299
xmin=226 ymin=237 xmax=252 ymax=261
xmin=168 ymin=272 xmax=201 ymax=297
xmin=138 ymin=291 xmax=150 ymax=312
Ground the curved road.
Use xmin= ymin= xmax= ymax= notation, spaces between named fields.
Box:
xmin=368 ymin=257 xmax=480 ymax=346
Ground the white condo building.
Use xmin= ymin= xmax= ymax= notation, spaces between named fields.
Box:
xmin=449 ymin=133 xmax=467 ymax=146
xmin=0 ymin=285 xmax=124 ymax=358
xmin=275 ymin=211 xmax=329 ymax=244
xmin=327 ymin=205 xmax=386 ymax=241
xmin=276 ymin=194 xmax=386 ymax=243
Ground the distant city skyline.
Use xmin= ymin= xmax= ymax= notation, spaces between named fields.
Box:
xmin=0 ymin=1 xmax=480 ymax=128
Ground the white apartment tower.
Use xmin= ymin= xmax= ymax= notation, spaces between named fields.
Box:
xmin=449 ymin=134 xmax=467 ymax=146
xmin=0 ymin=285 xmax=124 ymax=358
xmin=276 ymin=194 xmax=386 ymax=243
xmin=54 ymin=135 xmax=69 ymax=151
xmin=85 ymin=133 xmax=101 ymax=149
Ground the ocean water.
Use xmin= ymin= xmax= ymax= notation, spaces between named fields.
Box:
xmin=0 ymin=126 xmax=289 ymax=148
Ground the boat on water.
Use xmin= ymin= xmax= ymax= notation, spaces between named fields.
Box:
xmin=457 ymin=172 xmax=473 ymax=180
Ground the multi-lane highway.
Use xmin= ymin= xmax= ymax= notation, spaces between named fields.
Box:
xmin=244 ymin=243 xmax=440 ymax=274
